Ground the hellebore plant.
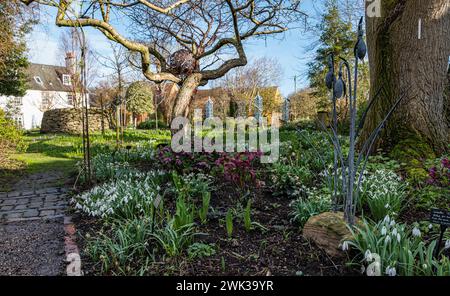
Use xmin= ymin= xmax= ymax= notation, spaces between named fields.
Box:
xmin=320 ymin=17 xmax=406 ymax=225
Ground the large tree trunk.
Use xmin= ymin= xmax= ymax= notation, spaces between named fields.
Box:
xmin=360 ymin=0 xmax=450 ymax=154
xmin=170 ymin=73 xmax=202 ymax=121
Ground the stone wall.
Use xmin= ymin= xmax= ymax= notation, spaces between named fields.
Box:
xmin=41 ymin=108 xmax=109 ymax=134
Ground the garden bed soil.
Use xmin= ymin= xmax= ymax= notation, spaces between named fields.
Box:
xmin=73 ymin=186 xmax=358 ymax=276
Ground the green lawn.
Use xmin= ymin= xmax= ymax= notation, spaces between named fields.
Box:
xmin=12 ymin=129 xmax=171 ymax=176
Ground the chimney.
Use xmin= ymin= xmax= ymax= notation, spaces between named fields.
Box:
xmin=65 ymin=52 xmax=76 ymax=75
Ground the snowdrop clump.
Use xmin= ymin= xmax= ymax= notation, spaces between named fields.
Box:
xmin=73 ymin=170 xmax=166 ymax=219
xmin=360 ymin=169 xmax=407 ymax=220
xmin=347 ymin=215 xmax=450 ymax=276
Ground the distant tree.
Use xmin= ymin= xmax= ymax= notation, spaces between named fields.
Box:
xmin=307 ymin=0 xmax=369 ymax=112
xmin=0 ymin=1 xmax=34 ymax=97
xmin=288 ymin=88 xmax=318 ymax=121
xmin=125 ymin=81 xmax=154 ymax=124
xmin=218 ymin=57 xmax=284 ymax=116
xmin=91 ymin=80 xmax=118 ymax=133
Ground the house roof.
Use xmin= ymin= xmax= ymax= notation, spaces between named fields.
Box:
xmin=26 ymin=63 xmax=73 ymax=92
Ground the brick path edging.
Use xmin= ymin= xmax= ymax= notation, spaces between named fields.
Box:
xmin=64 ymin=216 xmax=83 ymax=276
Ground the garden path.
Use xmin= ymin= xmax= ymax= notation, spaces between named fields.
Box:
xmin=0 ymin=171 xmax=69 ymax=275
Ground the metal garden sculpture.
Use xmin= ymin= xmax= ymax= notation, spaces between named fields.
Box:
xmin=317 ymin=17 xmax=405 ymax=225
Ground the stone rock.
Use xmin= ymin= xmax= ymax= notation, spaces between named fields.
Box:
xmin=41 ymin=108 xmax=109 ymax=134
xmin=303 ymin=212 xmax=358 ymax=258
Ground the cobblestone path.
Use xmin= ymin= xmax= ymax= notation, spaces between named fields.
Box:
xmin=0 ymin=172 xmax=70 ymax=275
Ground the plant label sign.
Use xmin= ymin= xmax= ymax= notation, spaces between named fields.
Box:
xmin=430 ymin=209 xmax=450 ymax=227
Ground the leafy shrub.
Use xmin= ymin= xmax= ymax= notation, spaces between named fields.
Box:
xmin=290 ymin=187 xmax=331 ymax=227
xmin=74 ymin=171 xmax=167 ymax=219
xmin=0 ymin=109 xmax=27 ymax=153
xmin=345 ymin=217 xmax=450 ymax=276
xmin=137 ymin=119 xmax=168 ymax=130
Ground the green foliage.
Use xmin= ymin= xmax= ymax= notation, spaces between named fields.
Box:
xmin=151 ymin=220 xmax=196 ymax=257
xmin=85 ymin=218 xmax=155 ymax=275
xmin=346 ymin=217 xmax=450 ymax=276
xmin=187 ymin=243 xmax=216 ymax=259
xmin=125 ymin=81 xmax=154 ymax=116
xmin=173 ymin=197 xmax=195 ymax=230
xmin=290 ymin=189 xmax=332 ymax=227
xmin=198 ymin=192 xmax=211 ymax=224
xmin=270 ymin=162 xmax=312 ymax=198
xmin=171 ymin=172 xmax=212 ymax=200
xmin=225 ymin=209 xmax=234 ymax=238
xmin=390 ymin=133 xmax=435 ymax=186
xmin=137 ymin=119 xmax=168 ymax=130
xmin=0 ymin=2 xmax=32 ymax=97
xmin=413 ymin=186 xmax=450 ymax=211
xmin=359 ymin=169 xmax=407 ymax=221
xmin=0 ymin=109 xmax=27 ymax=153
xmin=243 ymin=199 xmax=252 ymax=232
xmin=307 ymin=0 xmax=369 ymax=111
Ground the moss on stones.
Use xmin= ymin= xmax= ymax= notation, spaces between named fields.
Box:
xmin=389 ymin=133 xmax=435 ymax=186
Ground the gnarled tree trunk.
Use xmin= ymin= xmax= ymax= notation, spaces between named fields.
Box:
xmin=360 ymin=0 xmax=450 ymax=154
xmin=170 ymin=73 xmax=203 ymax=122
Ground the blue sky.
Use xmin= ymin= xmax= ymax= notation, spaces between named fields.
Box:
xmin=27 ymin=0 xmax=328 ymax=96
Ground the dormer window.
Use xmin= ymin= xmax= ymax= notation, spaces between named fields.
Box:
xmin=62 ymin=74 xmax=71 ymax=86
xmin=34 ymin=76 xmax=43 ymax=85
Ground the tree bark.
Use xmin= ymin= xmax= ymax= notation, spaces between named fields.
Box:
xmin=170 ymin=73 xmax=203 ymax=121
xmin=360 ymin=0 xmax=450 ymax=154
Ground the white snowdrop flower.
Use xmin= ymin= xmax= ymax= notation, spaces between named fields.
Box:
xmin=386 ymin=266 xmax=396 ymax=277
xmin=365 ymin=250 xmax=373 ymax=262
xmin=392 ymin=228 xmax=398 ymax=236
xmin=390 ymin=219 xmax=396 ymax=227
xmin=412 ymin=227 xmax=421 ymax=237
xmin=385 ymin=235 xmax=391 ymax=244
xmin=381 ymin=226 xmax=387 ymax=236
xmin=445 ymin=240 xmax=450 ymax=250
xmin=428 ymin=224 xmax=433 ymax=230
xmin=385 ymin=203 xmax=390 ymax=209
xmin=341 ymin=241 xmax=350 ymax=251
xmin=396 ymin=233 xmax=401 ymax=243
xmin=423 ymin=264 xmax=428 ymax=270
xmin=383 ymin=215 xmax=391 ymax=224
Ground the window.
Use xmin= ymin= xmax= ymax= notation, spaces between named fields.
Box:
xmin=62 ymin=74 xmax=71 ymax=86
xmin=34 ymin=76 xmax=43 ymax=84
xmin=13 ymin=115 xmax=23 ymax=128
xmin=67 ymin=94 xmax=75 ymax=106
xmin=11 ymin=97 xmax=22 ymax=107
xmin=41 ymin=96 xmax=50 ymax=107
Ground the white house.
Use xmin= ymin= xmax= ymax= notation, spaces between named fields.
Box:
xmin=0 ymin=53 xmax=89 ymax=130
